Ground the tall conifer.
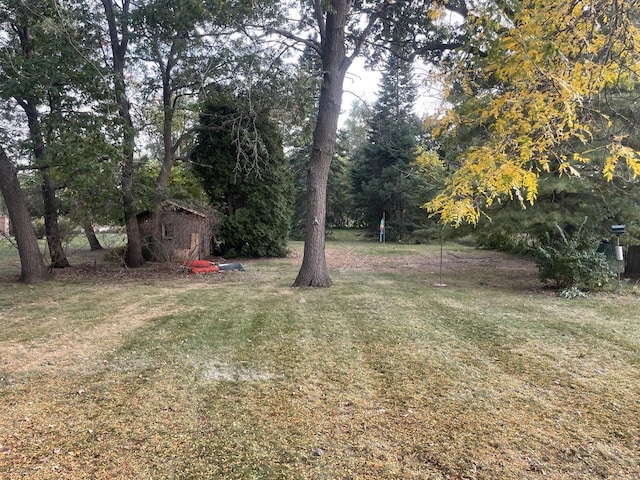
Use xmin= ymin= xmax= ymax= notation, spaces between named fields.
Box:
xmin=351 ymin=52 xmax=423 ymax=240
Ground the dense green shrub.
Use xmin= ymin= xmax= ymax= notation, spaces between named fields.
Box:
xmin=475 ymin=230 xmax=534 ymax=255
xmin=535 ymin=221 xmax=614 ymax=294
xmin=191 ymin=87 xmax=294 ymax=258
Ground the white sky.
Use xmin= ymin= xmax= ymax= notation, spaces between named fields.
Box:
xmin=338 ymin=4 xmax=464 ymax=123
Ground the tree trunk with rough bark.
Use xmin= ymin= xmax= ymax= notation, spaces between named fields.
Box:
xmin=0 ymin=145 xmax=48 ymax=283
xmin=148 ymin=68 xmax=176 ymax=261
xmin=40 ymin=170 xmax=69 ymax=267
xmin=121 ymin=135 xmax=145 ymax=267
xmin=83 ymin=223 xmax=104 ymax=251
xmin=15 ymin=62 xmax=69 ymax=268
xmin=293 ymin=2 xmax=352 ymax=287
xmin=102 ymin=0 xmax=145 ymax=268
xmin=625 ymin=245 xmax=640 ymax=278
xmin=11 ymin=21 xmax=69 ymax=269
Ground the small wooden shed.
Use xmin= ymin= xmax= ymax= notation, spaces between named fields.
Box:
xmin=137 ymin=200 xmax=218 ymax=263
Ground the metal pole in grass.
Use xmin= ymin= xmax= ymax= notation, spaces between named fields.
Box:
xmin=435 ymin=224 xmax=447 ymax=287
xmin=611 ymin=224 xmax=625 ymax=293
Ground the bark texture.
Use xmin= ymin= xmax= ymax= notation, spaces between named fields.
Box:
xmin=0 ymin=145 xmax=49 ymax=283
xmin=148 ymin=59 xmax=177 ymax=261
xmin=14 ymin=19 xmax=69 ymax=268
xmin=293 ymin=1 xmax=351 ymax=287
xmin=21 ymin=100 xmax=69 ymax=268
xmin=102 ymin=0 xmax=145 ymax=267
xmin=84 ymin=223 xmax=104 ymax=251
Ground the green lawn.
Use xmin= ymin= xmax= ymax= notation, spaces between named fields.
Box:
xmin=0 ymin=235 xmax=639 ymax=479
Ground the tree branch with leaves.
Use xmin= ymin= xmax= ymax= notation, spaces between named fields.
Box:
xmin=428 ymin=0 xmax=640 ymax=225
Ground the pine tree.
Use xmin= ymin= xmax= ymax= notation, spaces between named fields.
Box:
xmin=351 ymin=52 xmax=424 ymax=240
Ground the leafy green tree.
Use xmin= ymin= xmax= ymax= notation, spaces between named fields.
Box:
xmin=53 ymin=120 xmax=123 ymax=251
xmin=191 ymin=86 xmax=294 ymax=257
xmin=131 ymin=0 xmax=246 ymax=258
xmin=0 ymin=0 xmax=76 ymax=267
xmin=133 ymin=0 xmax=292 ymax=260
xmin=100 ymin=0 xmax=146 ymax=268
xmin=135 ymin=159 xmax=209 ymax=210
xmin=133 ymin=0 xmax=208 ymax=200
xmin=1 ymin=0 xmax=123 ymax=265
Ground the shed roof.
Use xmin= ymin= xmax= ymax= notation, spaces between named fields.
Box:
xmin=162 ymin=200 xmax=208 ymax=217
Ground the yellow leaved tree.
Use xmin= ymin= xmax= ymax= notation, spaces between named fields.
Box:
xmin=427 ymin=0 xmax=640 ymax=225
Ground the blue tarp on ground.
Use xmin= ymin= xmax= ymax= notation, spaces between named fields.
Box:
xmin=218 ymin=262 xmax=245 ymax=271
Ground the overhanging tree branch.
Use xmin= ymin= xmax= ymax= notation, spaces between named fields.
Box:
xmin=269 ymin=28 xmax=322 ymax=55
xmin=347 ymin=1 xmax=393 ymax=64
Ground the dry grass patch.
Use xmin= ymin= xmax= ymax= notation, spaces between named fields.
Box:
xmin=0 ymin=237 xmax=639 ymax=478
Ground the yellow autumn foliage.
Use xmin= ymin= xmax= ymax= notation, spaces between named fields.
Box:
xmin=428 ymin=0 xmax=640 ymax=225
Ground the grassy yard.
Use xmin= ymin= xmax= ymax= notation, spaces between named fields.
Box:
xmin=0 ymin=234 xmax=639 ymax=479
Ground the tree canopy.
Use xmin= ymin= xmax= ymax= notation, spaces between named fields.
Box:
xmin=427 ymin=0 xmax=640 ymax=225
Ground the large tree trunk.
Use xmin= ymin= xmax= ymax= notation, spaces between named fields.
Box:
xmin=15 ymin=20 xmax=70 ymax=269
xmin=102 ymin=0 xmax=145 ymax=268
xmin=40 ymin=170 xmax=69 ymax=267
xmin=148 ymin=66 xmax=176 ymax=261
xmin=293 ymin=3 xmax=351 ymax=287
xmin=121 ymin=137 xmax=145 ymax=267
xmin=21 ymin=100 xmax=70 ymax=268
xmin=625 ymin=245 xmax=640 ymax=278
xmin=0 ymin=145 xmax=49 ymax=283
xmin=155 ymin=67 xmax=175 ymax=197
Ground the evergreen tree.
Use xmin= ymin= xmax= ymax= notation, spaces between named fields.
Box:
xmin=351 ymin=52 xmax=424 ymax=240
xmin=328 ymin=130 xmax=358 ymax=229
xmin=0 ymin=0 xmax=82 ymax=268
xmin=191 ymin=86 xmax=294 ymax=258
xmin=290 ymin=129 xmax=358 ymax=238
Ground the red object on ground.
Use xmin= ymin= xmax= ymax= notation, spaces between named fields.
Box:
xmin=189 ymin=260 xmax=211 ymax=268
xmin=188 ymin=259 xmax=220 ymax=274
xmin=190 ymin=266 xmax=220 ymax=274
